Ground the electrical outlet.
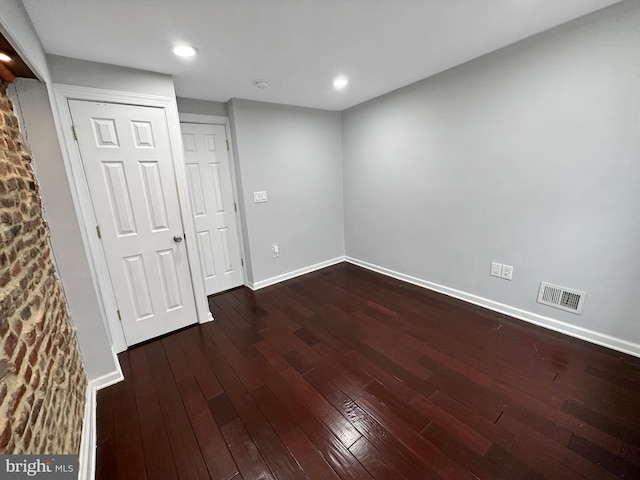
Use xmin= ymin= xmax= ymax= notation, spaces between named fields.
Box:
xmin=501 ymin=264 xmax=513 ymax=280
xmin=490 ymin=262 xmax=502 ymax=277
xmin=272 ymin=244 xmax=279 ymax=258
xmin=254 ymin=191 xmax=268 ymax=203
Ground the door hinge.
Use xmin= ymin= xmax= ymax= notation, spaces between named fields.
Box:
xmin=226 ymin=139 xmax=230 ymax=151
xmin=117 ymin=310 xmax=122 ymax=321
xmin=72 ymin=125 xmax=78 ymax=141
xmin=96 ymin=225 xmax=102 ymax=239
xmin=241 ymin=258 xmax=244 ymax=267
xmin=234 ymin=202 xmax=237 ymax=213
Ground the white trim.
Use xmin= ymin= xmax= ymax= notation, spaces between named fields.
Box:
xmin=50 ymin=85 xmax=127 ymax=353
xmin=219 ymin=120 xmax=249 ymax=288
xmin=78 ymin=380 xmax=96 ymax=480
xmin=178 ymin=113 xmax=228 ymax=125
xmin=51 ymin=84 xmax=210 ymax=347
xmin=94 ymin=347 xmax=125 ymax=391
xmin=249 ymin=257 xmax=346 ymax=290
xmin=78 ymin=348 xmax=123 ymax=480
xmin=346 ymin=257 xmax=640 ymax=359
xmin=54 ymin=84 xmax=178 ymax=108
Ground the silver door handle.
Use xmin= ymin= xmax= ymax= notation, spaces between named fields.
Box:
xmin=173 ymin=234 xmax=183 ymax=243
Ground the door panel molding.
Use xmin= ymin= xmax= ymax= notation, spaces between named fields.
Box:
xmin=52 ymin=84 xmax=212 ymax=352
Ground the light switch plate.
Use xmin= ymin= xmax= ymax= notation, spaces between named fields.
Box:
xmin=253 ymin=191 xmax=268 ymax=203
xmin=490 ymin=262 xmax=502 ymax=277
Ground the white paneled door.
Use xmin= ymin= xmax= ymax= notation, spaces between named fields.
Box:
xmin=68 ymin=100 xmax=197 ymax=345
xmin=181 ymin=123 xmax=244 ymax=295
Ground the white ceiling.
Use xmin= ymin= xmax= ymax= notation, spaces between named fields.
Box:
xmin=22 ymin=0 xmax=621 ymax=111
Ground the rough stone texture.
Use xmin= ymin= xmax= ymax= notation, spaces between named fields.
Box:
xmin=0 ymin=82 xmax=87 ymax=454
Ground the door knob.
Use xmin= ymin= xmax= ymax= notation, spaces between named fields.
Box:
xmin=173 ymin=234 xmax=183 ymax=243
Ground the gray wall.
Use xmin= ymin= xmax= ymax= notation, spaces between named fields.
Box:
xmin=229 ymin=99 xmax=344 ymax=285
xmin=177 ymin=97 xmax=228 ymax=116
xmin=342 ymin=1 xmax=640 ymax=347
xmin=48 ymin=55 xmax=176 ymax=97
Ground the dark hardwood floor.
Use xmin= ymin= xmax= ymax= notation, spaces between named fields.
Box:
xmin=96 ymin=263 xmax=640 ymax=479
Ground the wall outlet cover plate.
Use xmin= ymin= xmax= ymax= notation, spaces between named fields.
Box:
xmin=501 ymin=264 xmax=513 ymax=280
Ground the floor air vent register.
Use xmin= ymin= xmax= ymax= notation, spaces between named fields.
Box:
xmin=537 ymin=282 xmax=586 ymax=314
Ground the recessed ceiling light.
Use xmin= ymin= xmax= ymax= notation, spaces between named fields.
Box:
xmin=0 ymin=51 xmax=11 ymax=62
xmin=333 ymin=77 xmax=349 ymax=89
xmin=172 ymin=45 xmax=198 ymax=57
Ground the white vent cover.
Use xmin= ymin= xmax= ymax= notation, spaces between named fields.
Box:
xmin=537 ymin=282 xmax=586 ymax=314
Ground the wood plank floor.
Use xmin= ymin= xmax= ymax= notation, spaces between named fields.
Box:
xmin=96 ymin=263 xmax=640 ymax=479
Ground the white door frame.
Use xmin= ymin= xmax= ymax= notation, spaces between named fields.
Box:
xmin=179 ymin=113 xmax=248 ymax=288
xmin=52 ymin=84 xmax=212 ymax=353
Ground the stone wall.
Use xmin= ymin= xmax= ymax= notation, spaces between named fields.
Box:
xmin=0 ymin=81 xmax=87 ymax=454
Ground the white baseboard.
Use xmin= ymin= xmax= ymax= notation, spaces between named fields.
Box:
xmin=78 ymin=380 xmax=96 ymax=480
xmin=346 ymin=256 xmax=640 ymax=359
xmin=78 ymin=348 xmax=124 ymax=480
xmin=92 ymin=348 xmax=124 ymax=391
xmin=249 ymin=256 xmax=346 ymax=291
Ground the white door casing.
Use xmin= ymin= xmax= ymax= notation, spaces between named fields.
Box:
xmin=181 ymin=122 xmax=245 ymax=294
xmin=68 ymin=99 xmax=197 ymax=345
